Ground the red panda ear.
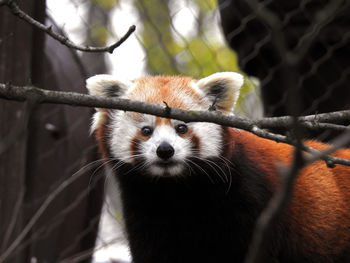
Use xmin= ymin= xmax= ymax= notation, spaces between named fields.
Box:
xmin=86 ymin=74 xmax=133 ymax=98
xmin=195 ymin=72 xmax=244 ymax=113
xmin=86 ymin=74 xmax=133 ymax=133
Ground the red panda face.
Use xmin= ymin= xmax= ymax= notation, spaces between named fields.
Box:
xmin=109 ymin=110 xmax=223 ymax=176
xmin=87 ymin=73 xmax=244 ymax=177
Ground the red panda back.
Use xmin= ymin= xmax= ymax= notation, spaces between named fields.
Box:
xmin=228 ymin=128 xmax=350 ymax=259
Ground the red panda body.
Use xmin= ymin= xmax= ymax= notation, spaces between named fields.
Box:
xmin=87 ymin=73 xmax=350 ymax=263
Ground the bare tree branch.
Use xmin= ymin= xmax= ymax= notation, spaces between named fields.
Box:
xmin=255 ymin=114 xmax=350 ymax=130
xmin=1 ymin=83 xmax=350 ymax=167
xmin=0 ymin=0 xmax=135 ymax=53
xmin=2 ymin=83 xmax=350 ymax=128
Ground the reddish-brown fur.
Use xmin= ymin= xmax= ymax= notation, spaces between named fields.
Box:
xmin=226 ymin=128 xmax=350 ymax=258
xmin=94 ymin=112 xmax=110 ymax=160
xmin=131 ymin=76 xmax=201 ymax=109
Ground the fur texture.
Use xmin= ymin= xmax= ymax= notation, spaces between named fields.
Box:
xmin=87 ymin=72 xmax=350 ymax=263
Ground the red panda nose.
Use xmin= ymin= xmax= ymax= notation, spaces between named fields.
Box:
xmin=156 ymin=141 xmax=175 ymax=160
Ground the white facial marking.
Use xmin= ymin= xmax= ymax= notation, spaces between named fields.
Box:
xmin=109 ymin=111 xmax=139 ymax=162
xmin=191 ymin=122 xmax=222 ymax=158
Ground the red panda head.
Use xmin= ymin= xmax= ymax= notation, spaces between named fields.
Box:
xmin=86 ymin=72 xmax=244 ymax=177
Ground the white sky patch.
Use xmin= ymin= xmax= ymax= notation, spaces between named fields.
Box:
xmin=170 ymin=0 xmax=198 ymax=42
xmin=108 ymin=1 xmax=146 ymax=80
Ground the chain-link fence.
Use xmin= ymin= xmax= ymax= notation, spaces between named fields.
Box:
xmin=1 ymin=0 xmax=349 ymax=262
xmin=218 ymin=0 xmax=350 ymax=141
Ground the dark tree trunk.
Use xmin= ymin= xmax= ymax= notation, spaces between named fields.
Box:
xmin=0 ymin=1 xmax=104 ymax=262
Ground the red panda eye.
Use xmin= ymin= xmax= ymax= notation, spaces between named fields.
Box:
xmin=175 ymin=124 xmax=188 ymax=134
xmin=141 ymin=126 xmax=153 ymax=136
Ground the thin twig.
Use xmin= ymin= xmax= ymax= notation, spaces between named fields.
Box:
xmin=3 ymin=150 xmax=102 ymax=259
xmin=246 ymin=99 xmax=306 ymax=263
xmin=250 ymin=125 xmax=350 ymax=167
xmin=0 ymin=162 xmax=103 ymax=263
xmin=58 ymin=236 xmax=124 ymax=263
xmin=1 ymin=0 xmax=135 ymax=53
xmin=0 ymin=97 xmax=38 ymax=252
xmin=46 ymin=14 xmax=89 ymax=78
xmin=307 ymin=128 xmax=350 ymax=165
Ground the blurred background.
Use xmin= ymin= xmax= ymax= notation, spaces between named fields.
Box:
xmin=1 ymin=0 xmax=349 ymax=262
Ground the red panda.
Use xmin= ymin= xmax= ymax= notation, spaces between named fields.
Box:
xmin=86 ymin=72 xmax=350 ymax=263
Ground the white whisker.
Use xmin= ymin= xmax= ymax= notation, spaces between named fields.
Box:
xmin=186 ymin=158 xmax=215 ymax=184
xmin=192 ymin=156 xmax=227 ymax=184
